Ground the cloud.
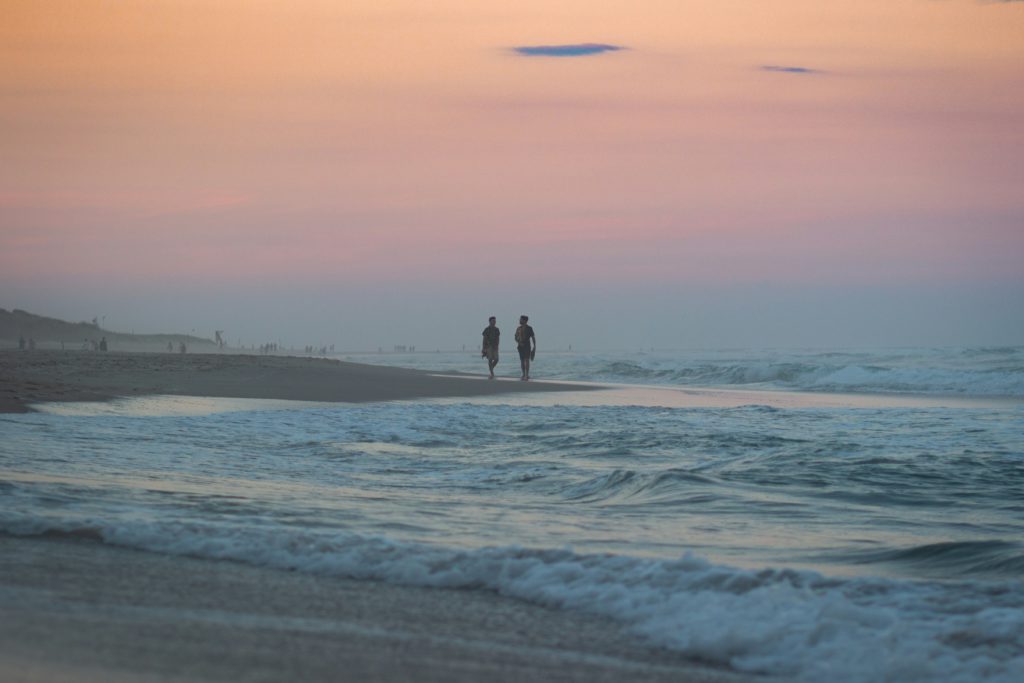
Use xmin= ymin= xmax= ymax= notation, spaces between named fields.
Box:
xmin=760 ymin=65 xmax=823 ymax=74
xmin=513 ymin=43 xmax=624 ymax=57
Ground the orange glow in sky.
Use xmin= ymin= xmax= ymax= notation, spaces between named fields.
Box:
xmin=2 ymin=1 xmax=1022 ymax=346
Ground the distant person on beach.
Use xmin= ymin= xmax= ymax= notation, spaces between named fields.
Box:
xmin=99 ymin=337 xmax=108 ymax=351
xmin=481 ymin=316 xmax=500 ymax=379
xmin=18 ymin=336 xmax=25 ymax=350
xmin=514 ymin=315 xmax=536 ymax=381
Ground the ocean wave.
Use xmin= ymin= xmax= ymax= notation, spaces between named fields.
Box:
xmin=559 ymin=468 xmax=721 ymax=505
xmin=3 ymin=513 xmax=1022 ymax=683
xmin=828 ymin=541 xmax=1024 ymax=578
xmin=581 ymin=349 xmax=1024 ymax=397
xmin=348 ymin=347 xmax=1024 ymax=397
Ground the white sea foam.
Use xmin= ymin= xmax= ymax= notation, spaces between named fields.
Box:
xmin=4 ymin=512 xmax=1022 ymax=683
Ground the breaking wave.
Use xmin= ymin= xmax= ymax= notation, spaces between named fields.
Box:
xmin=348 ymin=346 xmax=1024 ymax=397
xmin=3 ymin=513 xmax=1022 ymax=683
xmin=577 ymin=347 xmax=1024 ymax=397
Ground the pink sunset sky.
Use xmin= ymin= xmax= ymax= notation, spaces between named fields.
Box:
xmin=2 ymin=0 xmax=1022 ymax=349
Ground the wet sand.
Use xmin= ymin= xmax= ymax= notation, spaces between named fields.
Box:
xmin=0 ymin=535 xmax=750 ymax=683
xmin=0 ymin=350 xmax=594 ymax=413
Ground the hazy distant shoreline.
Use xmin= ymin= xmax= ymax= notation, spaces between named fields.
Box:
xmin=0 ymin=349 xmax=596 ymax=414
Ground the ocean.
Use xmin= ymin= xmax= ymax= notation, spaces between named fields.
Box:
xmin=2 ymin=346 xmax=1023 ymax=682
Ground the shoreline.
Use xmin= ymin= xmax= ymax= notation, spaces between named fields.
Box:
xmin=0 ymin=534 xmax=748 ymax=683
xmin=0 ymin=349 xmax=597 ymax=414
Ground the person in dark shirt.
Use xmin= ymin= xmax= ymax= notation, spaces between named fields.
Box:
xmin=514 ymin=315 xmax=536 ymax=381
xmin=481 ymin=316 xmax=500 ymax=379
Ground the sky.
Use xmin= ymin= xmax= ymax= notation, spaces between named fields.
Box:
xmin=2 ymin=0 xmax=1023 ymax=351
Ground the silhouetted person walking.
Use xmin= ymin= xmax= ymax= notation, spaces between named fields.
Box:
xmin=514 ymin=315 xmax=535 ymax=381
xmin=481 ymin=316 xmax=500 ymax=379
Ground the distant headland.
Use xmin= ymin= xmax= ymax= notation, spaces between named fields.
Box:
xmin=0 ymin=308 xmax=218 ymax=353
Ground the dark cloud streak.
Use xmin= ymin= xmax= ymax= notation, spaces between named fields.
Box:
xmin=513 ymin=43 xmax=624 ymax=57
xmin=760 ymin=65 xmax=823 ymax=74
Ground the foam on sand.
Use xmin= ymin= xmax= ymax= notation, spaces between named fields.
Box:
xmin=0 ymin=535 xmax=743 ymax=683
xmin=4 ymin=514 xmax=1022 ymax=683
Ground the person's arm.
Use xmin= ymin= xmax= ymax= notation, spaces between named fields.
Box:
xmin=531 ymin=329 xmax=537 ymax=360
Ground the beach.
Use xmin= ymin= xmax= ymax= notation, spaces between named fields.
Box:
xmin=0 ymin=350 xmax=741 ymax=682
xmin=0 ymin=349 xmax=593 ymax=414
xmin=4 ymin=0 xmax=1022 ymax=680
xmin=3 ymin=346 xmax=1022 ymax=683
xmin=0 ymin=535 xmax=746 ymax=683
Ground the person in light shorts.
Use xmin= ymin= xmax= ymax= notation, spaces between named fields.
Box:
xmin=514 ymin=315 xmax=535 ymax=381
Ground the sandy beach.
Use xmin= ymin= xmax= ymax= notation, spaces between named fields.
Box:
xmin=0 ymin=349 xmax=594 ymax=413
xmin=0 ymin=351 xmax=753 ymax=682
xmin=0 ymin=535 xmax=747 ymax=683
xmin=6 ymin=347 xmax=1021 ymax=682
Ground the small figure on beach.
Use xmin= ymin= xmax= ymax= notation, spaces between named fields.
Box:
xmin=481 ymin=316 xmax=500 ymax=379
xmin=99 ymin=336 xmax=108 ymax=351
xmin=179 ymin=341 xmax=187 ymax=354
xmin=514 ymin=315 xmax=536 ymax=381
xmin=18 ymin=336 xmax=25 ymax=350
